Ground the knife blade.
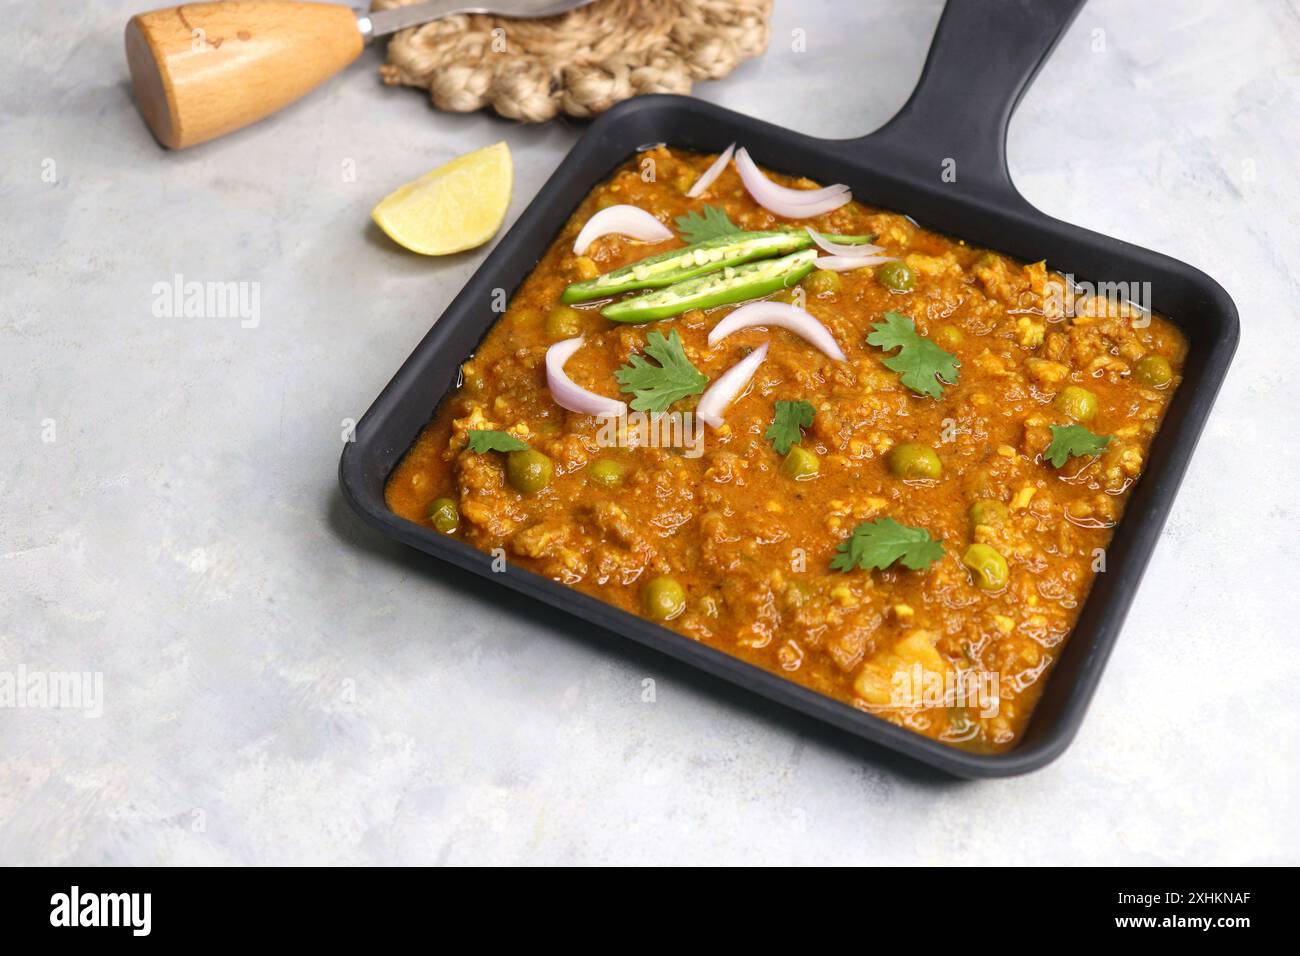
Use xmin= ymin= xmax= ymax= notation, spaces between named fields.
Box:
xmin=358 ymin=0 xmax=597 ymax=41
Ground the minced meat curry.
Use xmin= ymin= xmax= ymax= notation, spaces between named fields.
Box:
xmin=386 ymin=146 xmax=1185 ymax=753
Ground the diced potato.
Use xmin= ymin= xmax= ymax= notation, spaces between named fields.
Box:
xmin=1011 ymin=486 xmax=1037 ymax=511
xmin=1024 ymin=358 xmax=1070 ymax=386
xmin=1016 ymin=316 xmax=1046 ymax=348
xmin=854 ymin=630 xmax=948 ymax=707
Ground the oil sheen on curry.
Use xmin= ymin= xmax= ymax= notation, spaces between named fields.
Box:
xmin=387 ymin=146 xmax=1186 ymax=753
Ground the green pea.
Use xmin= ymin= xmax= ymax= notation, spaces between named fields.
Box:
xmin=962 ymin=543 xmax=1009 ymax=591
xmin=588 ymin=458 xmax=627 ymax=488
xmin=934 ymin=324 xmax=964 ymax=350
xmin=1055 ymin=385 xmax=1098 ymax=423
xmin=889 ymin=443 xmax=942 ymax=480
xmin=643 ymin=576 xmax=687 ymax=621
xmin=782 ymin=445 xmax=820 ymax=480
xmin=968 ymin=498 xmax=1009 ymax=529
xmin=804 ymin=269 xmax=842 ymax=297
xmin=877 ymin=261 xmax=915 ymax=293
xmin=427 ymin=497 xmax=459 ymax=534
xmin=1134 ymin=354 xmax=1173 ymax=387
xmin=545 ymin=304 xmax=584 ymax=340
xmin=506 ymin=448 xmax=554 ymax=494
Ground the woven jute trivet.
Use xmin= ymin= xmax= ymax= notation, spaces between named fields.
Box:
xmin=372 ymin=0 xmax=774 ymax=123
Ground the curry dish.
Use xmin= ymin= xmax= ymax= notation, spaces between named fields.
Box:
xmin=386 ymin=146 xmax=1186 ymax=753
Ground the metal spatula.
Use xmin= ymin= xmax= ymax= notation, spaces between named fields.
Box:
xmin=125 ymin=0 xmax=596 ymax=149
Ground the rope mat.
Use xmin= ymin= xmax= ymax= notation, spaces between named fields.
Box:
xmin=372 ymin=0 xmax=774 ymax=123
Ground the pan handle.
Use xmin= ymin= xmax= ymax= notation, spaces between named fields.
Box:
xmin=859 ymin=0 xmax=1088 ymax=203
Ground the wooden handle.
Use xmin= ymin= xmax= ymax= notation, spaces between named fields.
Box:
xmin=125 ymin=1 xmax=364 ymax=150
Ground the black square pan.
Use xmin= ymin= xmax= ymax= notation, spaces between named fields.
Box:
xmin=339 ymin=0 xmax=1239 ymax=777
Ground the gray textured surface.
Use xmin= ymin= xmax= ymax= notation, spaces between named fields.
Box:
xmin=2 ymin=0 xmax=1298 ymax=865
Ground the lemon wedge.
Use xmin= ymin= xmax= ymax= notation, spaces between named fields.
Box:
xmin=372 ymin=142 xmax=513 ymax=255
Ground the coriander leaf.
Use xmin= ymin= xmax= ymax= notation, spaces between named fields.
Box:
xmin=866 ymin=311 xmax=960 ymax=399
xmin=615 ymin=329 xmax=708 ymax=414
xmin=831 ymin=518 xmax=945 ymax=573
xmin=467 ymin=429 xmax=528 ymax=453
xmin=765 ymin=400 xmax=816 ymax=455
xmin=674 ymin=205 xmax=741 ymax=244
xmin=1044 ymin=424 xmax=1111 ymax=467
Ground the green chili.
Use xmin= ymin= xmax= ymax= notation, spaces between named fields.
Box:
xmin=601 ymin=249 xmax=818 ymax=323
xmin=562 ymin=230 xmax=874 ymax=305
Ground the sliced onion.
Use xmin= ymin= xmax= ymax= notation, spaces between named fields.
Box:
xmin=698 ymin=342 xmax=769 ymax=429
xmin=708 ymin=301 xmax=846 ymax=362
xmin=814 ymin=254 xmax=898 ymax=272
xmin=734 ymin=148 xmax=852 ymax=219
xmin=805 ymin=226 xmax=884 ymax=258
xmin=735 ymin=149 xmax=848 ymax=204
xmin=572 ymin=205 xmax=673 ymax=255
xmin=546 ymin=337 xmax=627 ymax=418
xmin=743 ymin=186 xmax=852 ymax=219
xmin=686 ymin=143 xmax=735 ymax=199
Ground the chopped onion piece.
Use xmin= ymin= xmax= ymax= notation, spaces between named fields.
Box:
xmin=546 ymin=336 xmax=627 ymax=418
xmin=734 ymin=148 xmax=852 ymax=219
xmin=741 ymin=185 xmax=852 ymax=219
xmin=698 ymin=342 xmax=769 ymax=429
xmin=814 ymin=254 xmax=898 ymax=272
xmin=686 ymin=143 xmax=735 ymax=198
xmin=572 ymin=205 xmax=673 ymax=255
xmin=708 ymin=301 xmax=846 ymax=362
xmin=805 ymin=226 xmax=884 ymax=258
xmin=735 ymin=149 xmax=848 ymax=204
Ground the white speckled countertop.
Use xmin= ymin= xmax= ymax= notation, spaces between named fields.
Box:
xmin=2 ymin=0 xmax=1298 ymax=865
